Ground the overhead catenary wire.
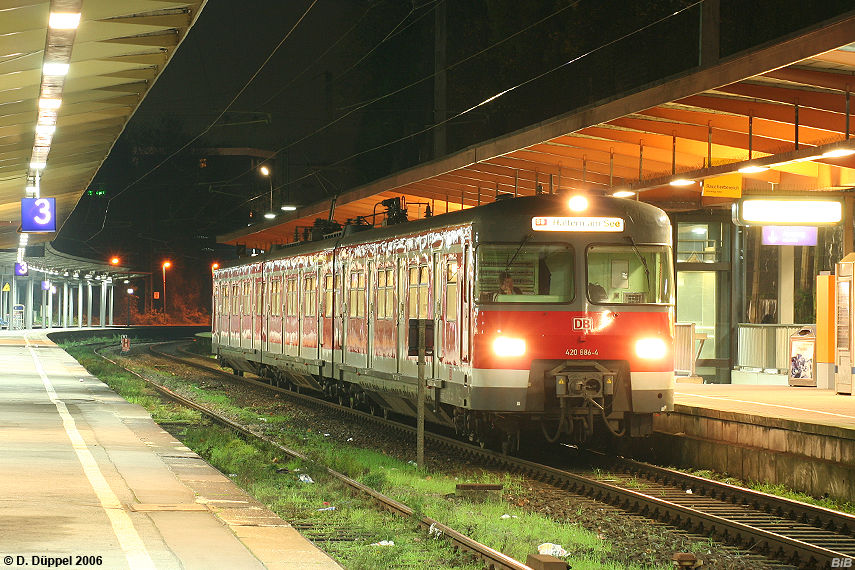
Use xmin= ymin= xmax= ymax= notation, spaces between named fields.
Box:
xmin=210 ymin=0 xmax=704 ymax=224
xmin=86 ymin=0 xmax=320 ymax=242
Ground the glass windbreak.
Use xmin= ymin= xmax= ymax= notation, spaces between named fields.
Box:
xmin=587 ymin=245 xmax=673 ymax=304
xmin=476 ymin=243 xmax=574 ymax=303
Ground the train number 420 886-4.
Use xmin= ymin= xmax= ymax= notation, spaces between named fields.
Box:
xmin=565 ymin=348 xmax=598 ymax=356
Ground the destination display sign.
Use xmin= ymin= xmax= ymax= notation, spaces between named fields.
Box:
xmin=531 ymin=216 xmax=624 ymax=232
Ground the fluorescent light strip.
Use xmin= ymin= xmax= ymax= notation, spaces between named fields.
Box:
xmin=43 ymin=62 xmax=69 ymax=76
xmin=49 ymin=13 xmax=81 ymax=29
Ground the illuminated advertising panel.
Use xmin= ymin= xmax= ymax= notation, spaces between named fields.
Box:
xmin=531 ymin=216 xmax=624 ymax=232
xmin=21 ymin=198 xmax=56 ymax=232
xmin=734 ymin=198 xmax=842 ymax=226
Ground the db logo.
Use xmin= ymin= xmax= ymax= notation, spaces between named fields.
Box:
xmin=573 ymin=317 xmax=593 ymax=331
xmin=533 ymin=217 xmax=547 ymax=226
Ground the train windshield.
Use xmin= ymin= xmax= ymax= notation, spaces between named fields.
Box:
xmin=586 ymin=244 xmax=673 ymax=304
xmin=476 ymin=243 xmax=574 ymax=303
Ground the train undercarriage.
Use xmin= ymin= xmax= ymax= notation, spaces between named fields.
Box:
xmin=216 ymin=352 xmax=650 ymax=454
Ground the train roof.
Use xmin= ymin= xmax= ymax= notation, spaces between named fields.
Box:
xmin=219 ymin=195 xmax=671 ymax=270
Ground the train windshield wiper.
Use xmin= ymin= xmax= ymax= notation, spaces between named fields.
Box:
xmin=627 ymin=236 xmax=651 ymax=297
xmin=506 ymin=232 xmax=532 ymax=270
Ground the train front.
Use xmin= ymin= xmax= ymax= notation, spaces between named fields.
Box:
xmin=469 ymin=194 xmax=674 ymax=445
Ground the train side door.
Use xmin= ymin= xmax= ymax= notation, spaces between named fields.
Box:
xmin=461 ymin=244 xmax=470 ymax=363
xmin=432 ymin=252 xmax=440 ymax=379
xmin=367 ymin=260 xmax=375 ymax=369
xmin=439 ymin=251 xmax=462 ymax=369
xmin=396 ymin=257 xmax=406 ymax=373
xmin=254 ymin=273 xmax=263 ymax=351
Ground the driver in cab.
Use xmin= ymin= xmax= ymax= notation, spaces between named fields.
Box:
xmin=497 ymin=272 xmax=522 ymax=296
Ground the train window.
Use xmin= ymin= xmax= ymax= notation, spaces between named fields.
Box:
xmin=446 ymin=260 xmax=458 ymax=321
xmin=475 ymin=244 xmax=574 ymax=304
xmin=231 ymin=284 xmax=239 ymax=314
xmin=269 ymin=278 xmax=280 ymax=316
xmin=408 ymin=265 xmax=430 ymax=318
xmin=242 ymin=281 xmax=251 ymax=314
xmin=377 ymin=268 xmax=395 ymax=319
xmin=586 ymin=245 xmax=673 ymax=304
xmin=285 ymin=277 xmax=298 ymax=315
xmin=255 ymin=280 xmax=263 ymax=315
xmin=304 ymin=275 xmax=317 ymax=316
xmin=349 ymin=271 xmax=366 ymax=318
xmin=324 ymin=275 xmax=334 ymax=317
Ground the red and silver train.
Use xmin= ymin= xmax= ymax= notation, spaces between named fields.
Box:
xmin=212 ymin=194 xmax=675 ymax=451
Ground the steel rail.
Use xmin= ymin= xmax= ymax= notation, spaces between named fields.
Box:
xmin=156 ymin=341 xmax=855 ymax=568
xmin=96 ymin=342 xmax=532 ymax=570
xmin=608 ymin=454 xmax=855 ymax=538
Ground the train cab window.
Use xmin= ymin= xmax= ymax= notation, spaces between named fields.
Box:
xmin=475 ymin=244 xmax=574 ymax=304
xmin=304 ymin=274 xmax=318 ymax=316
xmin=348 ymin=271 xmax=366 ymax=318
xmin=586 ymin=245 xmax=673 ymax=304
xmin=377 ymin=268 xmax=395 ymax=319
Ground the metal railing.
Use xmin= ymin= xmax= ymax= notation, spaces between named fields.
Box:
xmin=735 ymin=323 xmax=807 ymax=372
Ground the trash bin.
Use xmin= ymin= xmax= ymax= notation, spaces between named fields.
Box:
xmin=788 ymin=325 xmax=816 ymax=387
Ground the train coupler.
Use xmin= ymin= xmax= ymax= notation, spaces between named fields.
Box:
xmin=550 ymin=361 xmax=616 ymax=398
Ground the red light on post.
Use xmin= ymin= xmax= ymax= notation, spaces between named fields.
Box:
xmin=110 ymin=257 xmax=120 ymax=265
xmin=211 ymin=262 xmax=219 ymax=272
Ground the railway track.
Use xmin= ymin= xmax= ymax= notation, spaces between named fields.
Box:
xmin=94 ymin=341 xmax=532 ymax=570
xmin=148 ymin=340 xmax=855 ymax=569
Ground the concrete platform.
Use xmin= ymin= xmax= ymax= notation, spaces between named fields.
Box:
xmin=652 ymin=383 xmax=855 ymax=503
xmin=0 ymin=329 xmax=341 ymax=569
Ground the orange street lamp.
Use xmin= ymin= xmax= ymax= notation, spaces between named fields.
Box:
xmin=162 ymin=261 xmax=171 ymax=313
xmin=211 ymin=262 xmax=219 ymax=272
xmin=110 ymin=256 xmax=120 ymax=265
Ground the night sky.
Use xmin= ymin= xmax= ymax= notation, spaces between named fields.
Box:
xmin=53 ymin=0 xmax=699 ymax=320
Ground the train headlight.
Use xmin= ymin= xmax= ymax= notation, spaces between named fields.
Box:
xmin=493 ymin=336 xmax=526 ymax=357
xmin=568 ymin=195 xmax=588 ymax=212
xmin=635 ymin=337 xmax=667 ymax=359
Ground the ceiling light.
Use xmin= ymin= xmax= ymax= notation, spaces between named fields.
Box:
xmin=612 ymin=190 xmax=635 ymax=198
xmin=280 ymin=205 xmax=297 ymax=211
xmin=264 ymin=212 xmax=276 ymax=219
xmin=49 ymin=12 xmax=81 ymax=29
xmin=821 ymin=148 xmax=855 ymax=159
xmin=30 ymin=161 xmax=46 ymax=169
xmin=38 ymin=98 xmax=61 ymax=110
xmin=669 ymin=178 xmax=695 ymax=187
xmin=738 ymin=165 xmax=768 ymax=174
xmin=35 ymin=125 xmax=56 ymax=136
xmin=42 ymin=63 xmax=69 ymax=76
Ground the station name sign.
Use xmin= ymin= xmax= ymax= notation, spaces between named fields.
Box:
xmin=531 ymin=216 xmax=624 ymax=232
xmin=21 ymin=198 xmax=56 ymax=233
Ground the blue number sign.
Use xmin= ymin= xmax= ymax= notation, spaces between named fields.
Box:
xmin=21 ymin=198 xmax=56 ymax=232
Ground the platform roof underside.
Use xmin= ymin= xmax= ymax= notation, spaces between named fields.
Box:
xmin=223 ymin=15 xmax=855 ymax=250
xmin=0 ymin=0 xmax=204 ymax=249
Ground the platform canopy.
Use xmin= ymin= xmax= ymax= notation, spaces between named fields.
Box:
xmin=0 ymin=0 xmax=205 ymax=249
xmin=221 ymin=15 xmax=855 ymax=251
